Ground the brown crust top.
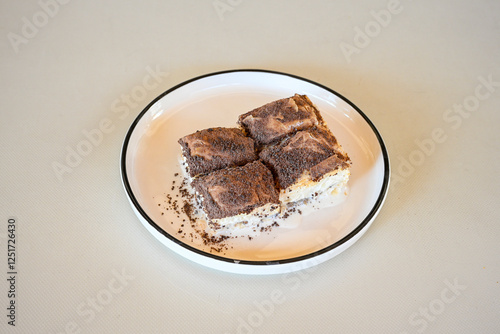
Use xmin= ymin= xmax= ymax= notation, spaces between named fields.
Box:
xmin=178 ymin=127 xmax=257 ymax=178
xmin=259 ymin=126 xmax=351 ymax=189
xmin=238 ymin=94 xmax=323 ymax=146
xmin=191 ymin=161 xmax=279 ymax=220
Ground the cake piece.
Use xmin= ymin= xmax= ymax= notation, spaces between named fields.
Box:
xmin=178 ymin=127 xmax=257 ymax=178
xmin=260 ymin=126 xmax=351 ymax=205
xmin=191 ymin=161 xmax=280 ymax=229
xmin=238 ymin=94 xmax=324 ymax=146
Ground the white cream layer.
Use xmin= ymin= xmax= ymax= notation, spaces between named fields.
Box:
xmin=211 ymin=202 xmax=280 ymax=228
xmin=280 ymin=168 xmax=350 ymax=205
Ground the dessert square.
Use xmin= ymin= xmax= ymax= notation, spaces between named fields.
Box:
xmin=178 ymin=127 xmax=257 ymax=178
xmin=191 ymin=161 xmax=280 ymax=227
xmin=259 ymin=126 xmax=351 ymax=205
xmin=238 ymin=94 xmax=324 ymax=146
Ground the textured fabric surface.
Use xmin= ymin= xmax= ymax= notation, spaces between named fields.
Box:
xmin=1 ymin=1 xmax=499 ymax=333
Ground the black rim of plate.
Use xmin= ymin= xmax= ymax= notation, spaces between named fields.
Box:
xmin=120 ymin=69 xmax=390 ymax=267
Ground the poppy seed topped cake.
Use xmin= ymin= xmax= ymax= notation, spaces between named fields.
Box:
xmin=191 ymin=161 xmax=280 ymax=229
xmin=259 ymin=126 xmax=351 ymax=205
xmin=238 ymin=94 xmax=325 ymax=147
xmin=178 ymin=127 xmax=256 ymax=178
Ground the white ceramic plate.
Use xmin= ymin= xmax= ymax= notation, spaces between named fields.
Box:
xmin=121 ymin=69 xmax=390 ymax=275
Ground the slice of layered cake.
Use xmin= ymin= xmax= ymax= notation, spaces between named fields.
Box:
xmin=178 ymin=127 xmax=256 ymax=178
xmin=238 ymin=94 xmax=325 ymax=147
xmin=191 ymin=161 xmax=280 ymax=231
xmin=260 ymin=126 xmax=351 ymax=206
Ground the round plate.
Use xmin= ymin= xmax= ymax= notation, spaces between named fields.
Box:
xmin=120 ymin=69 xmax=390 ymax=275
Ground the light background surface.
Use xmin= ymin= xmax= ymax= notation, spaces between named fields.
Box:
xmin=1 ymin=0 xmax=499 ymax=333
